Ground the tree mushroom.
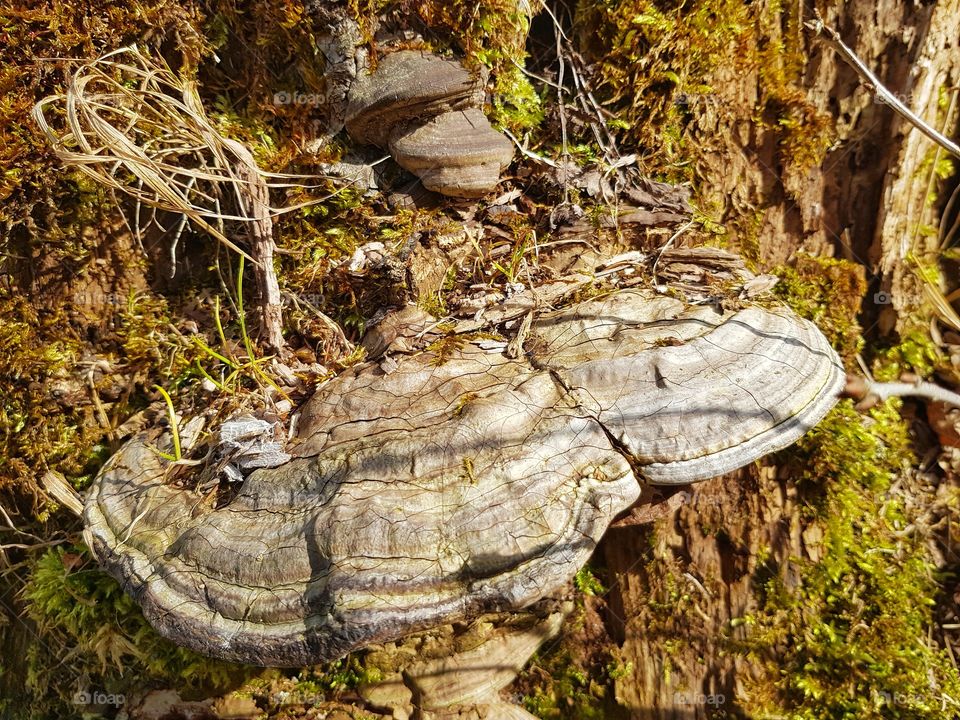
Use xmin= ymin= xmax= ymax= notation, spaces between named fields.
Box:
xmin=344 ymin=50 xmax=514 ymax=197
xmin=83 ymin=287 xmax=843 ymax=677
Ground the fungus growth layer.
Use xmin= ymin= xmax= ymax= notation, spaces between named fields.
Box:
xmin=84 ymin=289 xmax=843 ymax=665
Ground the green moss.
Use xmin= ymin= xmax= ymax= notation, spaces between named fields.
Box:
xmin=225 ymin=659 xmax=383 ymax=717
xmin=21 ymin=545 xmax=252 ymax=718
xmin=382 ymin=0 xmax=543 ymax=134
xmin=871 ymin=326 xmax=945 ymax=382
xmin=417 ymin=291 xmax=449 ymax=318
xmin=738 ymin=401 xmax=960 ymax=719
xmin=0 ymin=292 xmax=79 ymax=488
xmin=426 ymin=331 xmax=504 ymax=365
xmin=575 ymin=0 xmax=752 ymax=176
xmin=753 ymin=0 xmax=833 ymax=176
xmin=519 ymin=642 xmax=622 ymax=720
xmin=575 ymin=0 xmax=834 ymax=261
xmin=771 ymin=253 xmax=867 ymax=360
xmin=515 ymin=564 xmax=628 ymax=719
xmin=309 ymin=656 xmax=384 ymax=692
xmin=735 ymin=206 xmax=765 ymax=264
xmin=574 ymin=566 xmax=607 ymax=597
xmin=794 ymin=400 xmax=912 ymax=500
xmin=491 ymin=63 xmax=545 ymax=134
xmin=412 ymin=1 xmax=530 ymax=67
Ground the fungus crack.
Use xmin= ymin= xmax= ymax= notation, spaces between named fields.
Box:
xmin=83 ymin=287 xmax=843 ymax=666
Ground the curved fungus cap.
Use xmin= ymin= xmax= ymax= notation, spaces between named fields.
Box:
xmin=389 ymin=109 xmax=515 ymax=198
xmin=344 ymin=50 xmax=513 ymax=197
xmin=345 ymin=50 xmax=482 ymax=147
xmin=528 ymin=293 xmax=845 ymax=484
xmin=83 ymin=289 xmax=843 ymax=666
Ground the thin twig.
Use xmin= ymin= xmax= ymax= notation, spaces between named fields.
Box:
xmin=806 ymin=14 xmax=960 ymax=159
xmin=652 ymin=220 xmax=695 ymax=286
xmin=553 ymin=13 xmax=571 ymax=204
xmin=565 ymin=42 xmax=620 ymax=162
xmin=509 ymin=58 xmax=569 ymax=93
xmin=0 ymin=502 xmax=43 ymax=542
xmin=845 ymin=373 xmax=960 ymax=408
xmin=501 ymin=128 xmax=561 ymax=168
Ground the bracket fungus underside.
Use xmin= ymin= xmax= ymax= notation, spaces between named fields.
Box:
xmin=84 ymin=289 xmax=843 ymax=666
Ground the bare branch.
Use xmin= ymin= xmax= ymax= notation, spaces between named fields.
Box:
xmin=807 ymin=15 xmax=960 ymax=159
xmin=845 ymin=373 xmax=960 ymax=409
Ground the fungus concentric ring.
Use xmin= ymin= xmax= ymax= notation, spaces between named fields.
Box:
xmin=83 ymin=289 xmax=843 ymax=665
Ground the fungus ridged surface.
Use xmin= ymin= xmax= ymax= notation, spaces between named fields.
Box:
xmin=83 ymin=289 xmax=844 ymax=666
xmin=389 ymin=108 xmax=515 ymax=197
xmin=344 ymin=50 xmax=514 ymax=197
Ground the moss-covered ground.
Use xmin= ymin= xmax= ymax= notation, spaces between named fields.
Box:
xmin=2 ymin=1 xmax=960 ymax=719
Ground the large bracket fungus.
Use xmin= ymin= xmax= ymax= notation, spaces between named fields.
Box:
xmin=83 ymin=286 xmax=843 ymax=670
xmin=344 ymin=50 xmax=514 ymax=197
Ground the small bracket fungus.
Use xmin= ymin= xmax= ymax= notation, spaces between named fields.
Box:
xmin=83 ymin=288 xmax=843 ymax=670
xmin=344 ymin=50 xmax=514 ymax=197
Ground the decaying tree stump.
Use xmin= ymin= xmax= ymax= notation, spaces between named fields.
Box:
xmin=600 ymin=1 xmax=960 ymax=716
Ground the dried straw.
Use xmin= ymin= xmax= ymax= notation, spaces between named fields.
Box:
xmin=32 ymin=46 xmax=330 ymax=258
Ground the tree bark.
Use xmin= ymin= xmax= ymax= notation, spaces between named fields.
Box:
xmin=600 ymin=1 xmax=960 ymax=717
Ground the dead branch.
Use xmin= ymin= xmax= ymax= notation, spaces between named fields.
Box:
xmin=807 ymin=14 xmax=960 ymax=159
xmin=844 ymin=373 xmax=960 ymax=409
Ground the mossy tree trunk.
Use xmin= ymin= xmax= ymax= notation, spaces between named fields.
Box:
xmin=598 ymin=0 xmax=960 ymax=716
xmin=6 ymin=0 xmax=960 ymax=716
